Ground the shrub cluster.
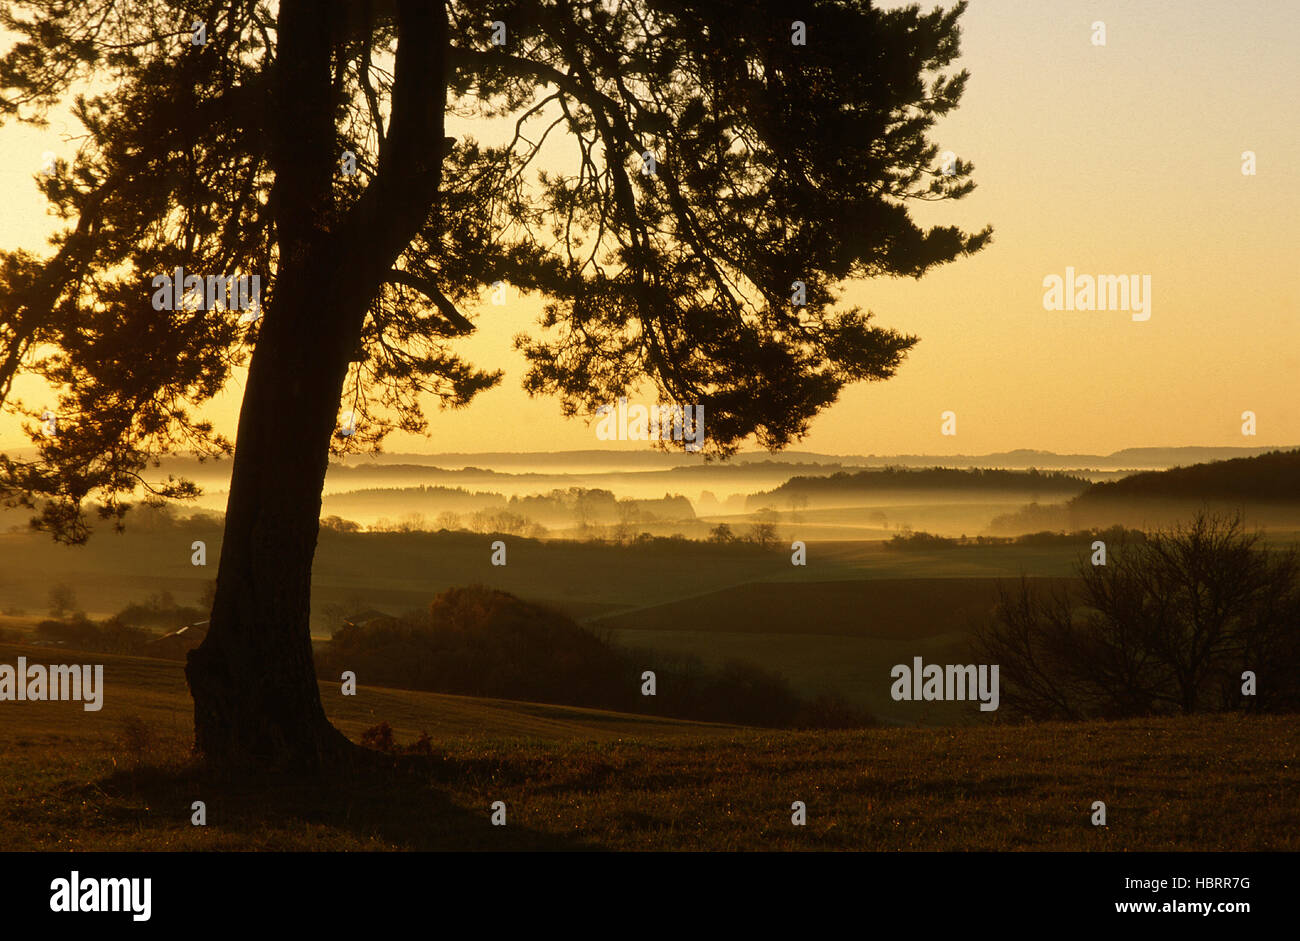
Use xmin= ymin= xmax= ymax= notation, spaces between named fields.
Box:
xmin=318 ymin=585 xmax=873 ymax=729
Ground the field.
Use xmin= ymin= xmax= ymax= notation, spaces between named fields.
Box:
xmin=0 ymin=518 xmax=1087 ymax=617
xmin=0 ymin=522 xmax=1087 ymax=728
xmin=5 ymin=517 xmax=1298 ymax=727
xmin=3 ymin=475 xmax=1296 ymax=852
xmin=0 ymin=521 xmax=1225 ymax=729
xmin=595 ymin=577 xmax=1075 ymax=722
xmin=0 ymin=642 xmax=1294 ymax=851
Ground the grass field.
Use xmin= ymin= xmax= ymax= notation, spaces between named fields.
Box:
xmin=0 ymin=525 xmax=1097 ymax=729
xmin=0 ymin=516 xmax=1089 ymax=625
xmin=592 ymin=577 xmax=1076 ymax=722
xmin=0 ymin=642 xmax=1294 ymax=851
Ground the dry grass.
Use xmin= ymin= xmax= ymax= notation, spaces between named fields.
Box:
xmin=0 ymin=643 xmax=1294 ymax=851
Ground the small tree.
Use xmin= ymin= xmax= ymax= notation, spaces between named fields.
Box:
xmin=320 ymin=516 xmax=361 ymax=534
xmin=707 ymin=522 xmax=736 ymax=544
xmin=47 ymin=583 xmax=76 ymax=619
xmin=976 ymin=512 xmax=1300 ymax=719
xmin=747 ymin=508 xmax=780 ymax=550
xmin=787 ymin=494 xmax=809 ymax=524
xmin=611 ymin=501 xmax=641 ymax=545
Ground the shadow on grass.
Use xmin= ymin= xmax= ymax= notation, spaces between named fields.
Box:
xmin=92 ymin=755 xmax=601 ymax=851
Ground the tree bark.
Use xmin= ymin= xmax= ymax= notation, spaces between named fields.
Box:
xmin=184 ymin=267 xmax=355 ymax=769
xmin=186 ymin=0 xmax=448 ymax=771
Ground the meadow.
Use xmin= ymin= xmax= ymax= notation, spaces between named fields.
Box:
xmin=0 ymin=517 xmax=1089 ymax=727
xmin=4 ymin=495 xmax=1296 ymax=729
xmin=0 ymin=642 xmax=1294 ymax=851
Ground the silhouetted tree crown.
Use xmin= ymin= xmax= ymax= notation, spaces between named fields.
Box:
xmin=0 ymin=0 xmax=989 ymax=542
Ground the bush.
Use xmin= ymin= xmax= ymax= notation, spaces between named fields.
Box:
xmin=35 ymin=614 xmax=150 ymax=653
xmin=359 ymin=722 xmax=395 ymax=752
xmin=319 ymin=587 xmax=628 ymax=707
xmin=708 ymin=523 xmax=737 ymax=543
xmin=113 ymin=591 xmax=206 ymax=630
xmin=884 ymin=531 xmax=957 ymax=551
xmin=358 ymin=722 xmax=436 ymax=755
xmin=976 ymin=512 xmax=1300 ymax=719
xmin=319 ymin=586 xmax=872 ymax=728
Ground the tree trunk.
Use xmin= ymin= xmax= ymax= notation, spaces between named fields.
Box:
xmin=185 ymin=0 xmax=449 ymax=771
xmin=184 ymin=267 xmax=355 ymax=770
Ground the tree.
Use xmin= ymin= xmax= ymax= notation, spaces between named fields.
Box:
xmin=433 ymin=510 xmax=461 ymax=531
xmin=786 ymin=492 xmax=808 ymax=523
xmin=47 ymin=582 xmax=76 ymax=619
xmin=707 ymin=522 xmax=736 ymax=543
xmin=0 ymin=0 xmax=989 ymax=770
xmin=976 ymin=513 xmax=1300 ymax=719
xmin=747 ymin=507 xmax=780 ymax=549
xmin=612 ymin=499 xmax=640 ymax=545
xmin=320 ymin=515 xmax=362 ymax=533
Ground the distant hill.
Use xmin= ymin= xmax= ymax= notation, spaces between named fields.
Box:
xmin=1074 ymin=448 xmax=1300 ymax=506
xmin=11 ymin=447 xmax=1282 ymax=499
xmin=324 ymin=445 xmax=1298 ymax=471
xmin=748 ymin=466 xmax=1092 ymax=507
xmin=5 ymin=444 xmax=1295 ymax=474
xmin=989 ymin=449 xmax=1300 ymax=533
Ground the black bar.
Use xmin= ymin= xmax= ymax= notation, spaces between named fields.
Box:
xmin=1 ymin=851 xmax=1285 ymax=928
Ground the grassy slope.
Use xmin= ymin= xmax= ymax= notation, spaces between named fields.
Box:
xmin=593 ymin=576 xmax=1077 ymax=722
xmin=0 ymin=643 xmax=1294 ymax=851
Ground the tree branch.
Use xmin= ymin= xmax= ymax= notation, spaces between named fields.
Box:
xmin=385 ymin=271 xmax=473 ymax=334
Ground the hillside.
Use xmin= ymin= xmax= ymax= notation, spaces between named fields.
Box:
xmin=0 ymin=642 xmax=1294 ymax=851
xmin=750 ymin=467 xmax=1093 ymax=508
xmin=588 ymin=577 xmax=1077 ymax=723
xmin=106 ymin=444 xmax=1299 ymax=476
xmin=987 ymin=449 xmax=1300 ymax=533
xmin=1074 ymin=448 xmax=1300 ymax=504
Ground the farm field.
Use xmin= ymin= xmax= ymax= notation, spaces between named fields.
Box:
xmin=5 ymin=514 xmax=1293 ymax=733
xmin=0 ymin=524 xmax=1088 ymax=725
xmin=0 ymin=522 xmax=1086 ymax=627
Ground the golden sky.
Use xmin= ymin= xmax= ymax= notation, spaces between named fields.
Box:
xmin=1 ymin=0 xmax=1296 ymax=456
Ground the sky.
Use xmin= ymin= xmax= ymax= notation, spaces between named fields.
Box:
xmin=0 ymin=0 xmax=1296 ymax=457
